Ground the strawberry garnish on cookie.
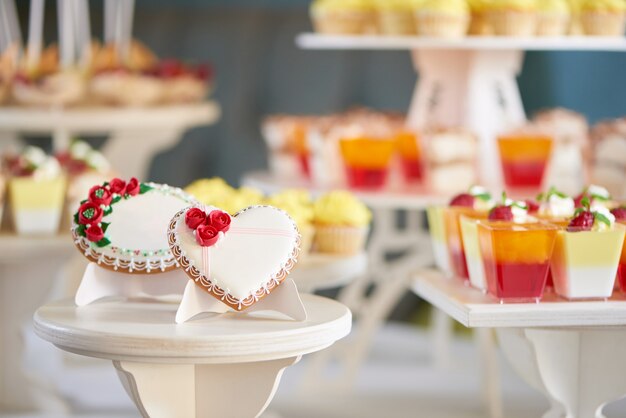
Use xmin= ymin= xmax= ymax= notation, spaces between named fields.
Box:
xmin=449 ymin=193 xmax=475 ymax=207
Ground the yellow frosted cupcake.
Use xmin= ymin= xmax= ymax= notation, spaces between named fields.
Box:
xmin=376 ymin=0 xmax=420 ymax=35
xmin=488 ymin=0 xmax=538 ymax=36
xmin=536 ymin=0 xmax=570 ymax=36
xmin=580 ymin=0 xmax=626 ymax=36
xmin=267 ymin=190 xmax=315 ymax=257
xmin=311 ymin=0 xmax=378 ymax=35
xmin=468 ymin=0 xmax=494 ymax=35
xmin=7 ymin=147 xmax=67 ymax=235
xmin=222 ymin=187 xmax=265 ymax=215
xmin=416 ymin=0 xmax=470 ymax=37
xmin=184 ymin=177 xmax=235 ymax=207
xmin=313 ymin=191 xmax=371 ymax=255
xmin=567 ymin=0 xmax=584 ymax=34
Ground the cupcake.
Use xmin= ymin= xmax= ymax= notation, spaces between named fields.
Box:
xmin=310 ymin=0 xmax=378 ymax=35
xmin=468 ymin=0 xmax=494 ymax=35
xmin=184 ymin=177 xmax=236 ymax=208
xmin=552 ymin=199 xmax=624 ymax=300
xmin=536 ymin=0 xmax=571 ymax=36
xmin=313 ymin=191 xmax=371 ymax=255
xmin=487 ymin=0 xmax=538 ymax=36
xmin=416 ymin=0 xmax=471 ymax=38
xmin=221 ymin=187 xmax=265 ymax=215
xmin=377 ymin=0 xmax=419 ymax=35
xmin=6 ymin=146 xmax=66 ymax=235
xmin=579 ymin=0 xmax=626 ymax=36
xmin=567 ymin=0 xmax=584 ymax=34
xmin=267 ymin=190 xmax=315 ymax=258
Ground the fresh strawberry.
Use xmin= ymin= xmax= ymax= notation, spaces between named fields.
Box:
xmin=567 ymin=211 xmax=595 ymax=232
xmin=525 ymin=200 xmax=540 ymax=214
xmin=449 ymin=193 xmax=475 ymax=208
xmin=611 ymin=207 xmax=626 ymax=221
xmin=489 ymin=205 xmax=514 ymax=221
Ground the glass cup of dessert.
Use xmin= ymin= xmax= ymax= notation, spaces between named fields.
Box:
xmin=444 ymin=188 xmax=493 ymax=283
xmin=478 ymin=200 xmax=558 ymax=303
xmin=395 ymin=129 xmax=424 ymax=184
xmin=497 ymin=129 xmax=553 ymax=192
xmin=339 ymin=136 xmax=396 ymax=189
xmin=614 ymin=207 xmax=626 ymax=293
xmin=551 ymin=200 xmax=625 ymax=301
xmin=427 ymin=206 xmax=452 ymax=276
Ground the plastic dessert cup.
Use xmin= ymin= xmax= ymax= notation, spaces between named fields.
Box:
xmin=551 ymin=226 xmax=625 ymax=300
xmin=618 ymin=221 xmax=626 ymax=292
xmin=290 ymin=122 xmax=311 ymax=179
xmin=478 ymin=221 xmax=558 ymax=303
xmin=10 ymin=176 xmax=67 ymax=235
xmin=460 ymin=215 xmax=487 ymax=292
xmin=339 ymin=137 xmax=396 ymax=189
xmin=395 ymin=131 xmax=423 ymax=183
xmin=498 ymin=134 xmax=553 ymax=190
xmin=445 ymin=207 xmax=487 ymax=281
xmin=536 ymin=218 xmax=569 ymax=290
xmin=427 ymin=206 xmax=451 ymax=275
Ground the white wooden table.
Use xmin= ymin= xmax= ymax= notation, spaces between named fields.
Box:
xmin=34 ymin=295 xmax=351 ymax=418
xmin=0 ymin=102 xmax=221 ymax=180
xmin=0 ymin=234 xmax=75 ymax=413
xmin=413 ymin=270 xmax=626 ymax=418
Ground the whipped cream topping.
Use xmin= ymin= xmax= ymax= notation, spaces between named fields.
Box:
xmin=70 ymin=141 xmax=91 ymax=160
xmin=22 ymin=146 xmax=47 ymax=168
xmin=469 ymin=185 xmax=494 ymax=211
xmin=33 ymin=157 xmax=61 ymax=181
xmin=539 ymin=194 xmax=575 ymax=218
xmin=592 ymin=206 xmax=615 ymax=232
xmin=587 ymin=184 xmax=611 ymax=201
xmin=504 ymin=198 xmax=531 ymax=223
xmin=86 ymin=150 xmax=111 ymax=173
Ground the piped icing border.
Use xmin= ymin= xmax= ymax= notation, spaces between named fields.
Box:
xmin=71 ymin=181 xmax=196 ymax=274
xmin=168 ymin=205 xmax=301 ymax=311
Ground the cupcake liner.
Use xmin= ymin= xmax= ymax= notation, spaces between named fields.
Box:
xmin=581 ymin=12 xmax=626 ymax=36
xmin=314 ymin=225 xmax=369 ymax=255
xmin=298 ymin=224 xmax=315 ymax=260
xmin=416 ymin=11 xmax=470 ymax=38
xmin=379 ymin=10 xmax=417 ymax=35
xmin=312 ymin=9 xmax=378 ymax=35
xmin=536 ymin=12 xmax=570 ymax=36
xmin=468 ymin=11 xmax=492 ymax=35
xmin=488 ymin=10 xmax=537 ymax=36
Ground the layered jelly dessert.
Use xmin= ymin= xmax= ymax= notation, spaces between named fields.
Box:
xmin=613 ymin=207 xmax=626 ymax=292
xmin=427 ymin=206 xmax=451 ymax=275
xmin=339 ymin=137 xmax=395 ymax=188
xmin=478 ymin=199 xmax=556 ymax=303
xmin=395 ymin=130 xmax=423 ymax=182
xmin=460 ymin=215 xmax=487 ymax=291
xmin=498 ymin=133 xmax=553 ymax=190
xmin=551 ymin=202 xmax=624 ymax=300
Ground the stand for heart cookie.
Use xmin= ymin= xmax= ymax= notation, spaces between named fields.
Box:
xmin=75 ymin=263 xmax=188 ymax=306
xmin=34 ymin=295 xmax=351 ymax=418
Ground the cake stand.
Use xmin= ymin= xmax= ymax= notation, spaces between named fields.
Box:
xmin=0 ymin=102 xmax=221 ymax=180
xmin=34 ymin=295 xmax=351 ymax=418
xmin=413 ymin=269 xmax=626 ymax=418
xmin=290 ymin=252 xmax=368 ymax=293
xmin=0 ymin=234 xmax=75 ymax=412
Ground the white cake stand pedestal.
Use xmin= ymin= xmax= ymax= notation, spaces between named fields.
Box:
xmin=0 ymin=234 xmax=74 ymax=413
xmin=414 ymin=270 xmax=626 ymax=418
xmin=34 ymin=295 xmax=351 ymax=418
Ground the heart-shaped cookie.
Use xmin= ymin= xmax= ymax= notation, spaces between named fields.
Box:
xmin=168 ymin=205 xmax=300 ymax=311
xmin=72 ymin=179 xmax=196 ymax=274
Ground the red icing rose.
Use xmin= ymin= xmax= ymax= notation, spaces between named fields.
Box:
xmin=109 ymin=178 xmax=126 ymax=194
xmin=125 ymin=177 xmax=140 ymax=196
xmin=185 ymin=208 xmax=207 ymax=229
xmin=78 ymin=202 xmax=103 ymax=225
xmin=85 ymin=224 xmax=105 ymax=242
xmin=196 ymin=224 xmax=220 ymax=247
xmin=207 ymin=210 xmax=231 ymax=232
xmin=89 ymin=185 xmax=113 ymax=206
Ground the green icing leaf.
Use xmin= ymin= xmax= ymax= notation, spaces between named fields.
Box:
xmin=101 ymin=222 xmax=110 ymax=233
xmin=111 ymin=196 xmax=122 ymax=204
xmin=95 ymin=237 xmax=111 ymax=248
xmin=76 ymin=224 xmax=86 ymax=237
xmin=103 ymin=206 xmax=113 ymax=216
xmin=139 ymin=183 xmax=153 ymax=194
xmin=73 ymin=212 xmax=79 ymax=224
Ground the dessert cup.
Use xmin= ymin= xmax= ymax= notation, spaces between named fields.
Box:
xmin=445 ymin=207 xmax=487 ymax=281
xmin=460 ymin=215 xmax=487 ymax=291
xmin=396 ymin=130 xmax=424 ymax=183
xmin=427 ymin=206 xmax=451 ymax=275
xmin=339 ymin=137 xmax=396 ymax=189
xmin=551 ymin=227 xmax=625 ymax=300
xmin=10 ymin=176 xmax=67 ymax=235
xmin=314 ymin=225 xmax=369 ymax=255
xmin=478 ymin=221 xmax=558 ymax=303
xmin=498 ymin=134 xmax=553 ymax=190
xmin=618 ymin=222 xmax=626 ymax=292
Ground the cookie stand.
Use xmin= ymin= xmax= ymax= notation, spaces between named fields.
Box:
xmin=0 ymin=234 xmax=74 ymax=412
xmin=413 ymin=270 xmax=626 ymax=418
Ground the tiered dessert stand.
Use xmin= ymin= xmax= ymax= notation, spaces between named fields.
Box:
xmin=34 ymin=295 xmax=351 ymax=418
xmin=413 ymin=270 xmax=626 ymax=418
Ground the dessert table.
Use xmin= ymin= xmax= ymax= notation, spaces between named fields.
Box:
xmin=34 ymin=295 xmax=351 ymax=418
xmin=413 ymin=269 xmax=626 ymax=418
xmin=0 ymin=234 xmax=75 ymax=412
xmin=0 ymin=102 xmax=221 ymax=180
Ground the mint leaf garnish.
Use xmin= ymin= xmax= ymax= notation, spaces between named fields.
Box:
xmin=594 ymin=212 xmax=611 ymax=227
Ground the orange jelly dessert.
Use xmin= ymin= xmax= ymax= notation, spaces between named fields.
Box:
xmin=395 ymin=130 xmax=423 ymax=182
xmin=444 ymin=207 xmax=487 ymax=281
xmin=498 ymin=134 xmax=553 ymax=190
xmin=478 ymin=221 xmax=558 ymax=303
xmin=288 ymin=120 xmax=311 ymax=178
xmin=339 ymin=137 xmax=396 ymax=189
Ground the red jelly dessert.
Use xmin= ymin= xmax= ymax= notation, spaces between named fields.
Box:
xmin=498 ymin=134 xmax=553 ymax=190
xmin=396 ymin=131 xmax=424 ymax=183
xmin=340 ymin=137 xmax=396 ymax=189
xmin=444 ymin=206 xmax=487 ymax=281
